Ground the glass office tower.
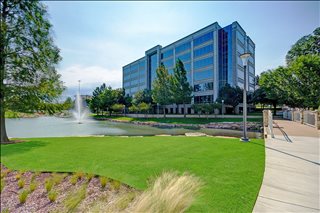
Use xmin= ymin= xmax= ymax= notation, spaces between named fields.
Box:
xmin=123 ymin=21 xmax=255 ymax=106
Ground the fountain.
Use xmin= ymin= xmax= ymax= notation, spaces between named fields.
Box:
xmin=72 ymin=80 xmax=88 ymax=124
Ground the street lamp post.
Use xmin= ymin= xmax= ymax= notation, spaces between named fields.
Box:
xmin=221 ymin=100 xmax=224 ymax=117
xmin=240 ymin=53 xmax=251 ymax=142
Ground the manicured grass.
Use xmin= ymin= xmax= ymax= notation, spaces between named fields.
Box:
xmin=1 ymin=137 xmax=265 ymax=212
xmin=94 ymin=115 xmax=262 ymax=124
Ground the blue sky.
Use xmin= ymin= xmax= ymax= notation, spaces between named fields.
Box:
xmin=44 ymin=1 xmax=319 ymax=96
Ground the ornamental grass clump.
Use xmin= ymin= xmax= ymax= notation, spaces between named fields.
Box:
xmin=131 ymin=171 xmax=203 ymax=213
xmin=64 ymin=184 xmax=87 ymax=211
xmin=19 ymin=190 xmax=29 ymax=204
xmin=1 ymin=179 xmax=5 ymax=192
xmin=111 ymin=179 xmax=121 ymax=190
xmin=45 ymin=179 xmax=54 ymax=192
xmin=70 ymin=172 xmax=84 ymax=185
xmin=99 ymin=176 xmax=108 ymax=188
xmin=29 ymin=181 xmax=37 ymax=192
xmin=86 ymin=173 xmax=94 ymax=182
xmin=48 ymin=190 xmax=58 ymax=202
xmin=18 ymin=179 xmax=25 ymax=189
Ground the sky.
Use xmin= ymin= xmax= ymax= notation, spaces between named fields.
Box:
xmin=43 ymin=1 xmax=319 ymax=97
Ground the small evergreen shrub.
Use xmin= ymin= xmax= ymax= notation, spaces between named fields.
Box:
xmin=111 ymin=179 xmax=121 ymax=190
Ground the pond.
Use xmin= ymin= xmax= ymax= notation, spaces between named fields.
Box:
xmin=5 ymin=116 xmax=262 ymax=138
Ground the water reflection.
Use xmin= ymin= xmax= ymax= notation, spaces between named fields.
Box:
xmin=6 ymin=116 xmax=261 ymax=138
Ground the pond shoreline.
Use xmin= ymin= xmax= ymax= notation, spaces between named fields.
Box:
xmin=95 ymin=117 xmax=262 ymax=132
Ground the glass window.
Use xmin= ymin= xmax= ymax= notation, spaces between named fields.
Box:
xmin=161 ymin=49 xmax=173 ymax=59
xmin=161 ymin=59 xmax=174 ymax=68
xmin=194 ymin=82 xmax=214 ymax=92
xmin=176 ymin=52 xmax=191 ymax=63
xmin=194 ymin=32 xmax=213 ymax=46
xmin=139 ymin=60 xmax=145 ymax=70
xmin=184 ymin=63 xmax=191 ymax=72
xmin=175 ymin=42 xmax=191 ymax=54
xmin=194 ymin=44 xmax=213 ymax=58
xmin=124 ymin=82 xmax=130 ymax=87
xmin=150 ymin=53 xmax=158 ymax=84
xmin=194 ymin=57 xmax=213 ymax=70
xmin=237 ymin=69 xmax=244 ymax=79
xmin=131 ymin=63 xmax=138 ymax=71
xmin=168 ymin=68 xmax=174 ymax=75
xmin=237 ymin=31 xmax=245 ymax=44
xmin=237 ymin=43 xmax=244 ymax=55
xmin=194 ymin=69 xmax=214 ymax=81
xmin=194 ymin=95 xmax=213 ymax=103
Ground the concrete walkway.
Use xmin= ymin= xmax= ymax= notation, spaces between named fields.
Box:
xmin=253 ymin=119 xmax=320 ymax=212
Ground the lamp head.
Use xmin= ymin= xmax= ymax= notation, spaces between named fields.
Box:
xmin=240 ymin=53 xmax=251 ymax=66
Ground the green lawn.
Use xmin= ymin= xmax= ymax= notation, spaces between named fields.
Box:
xmin=94 ymin=115 xmax=262 ymax=124
xmin=1 ymin=136 xmax=265 ymax=212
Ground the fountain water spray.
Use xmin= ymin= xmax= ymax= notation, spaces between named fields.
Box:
xmin=72 ymin=80 xmax=88 ymax=124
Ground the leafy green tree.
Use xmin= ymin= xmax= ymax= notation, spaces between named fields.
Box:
xmin=259 ymin=68 xmax=288 ymax=114
xmin=62 ymin=97 xmax=73 ymax=110
xmin=1 ymin=0 xmax=64 ymax=142
xmin=216 ymin=84 xmax=242 ymax=114
xmin=170 ymin=59 xmax=193 ymax=117
xmin=128 ymin=105 xmax=138 ymax=113
xmin=286 ymin=27 xmax=320 ymax=65
xmin=138 ymin=102 xmax=151 ymax=116
xmin=286 ymin=55 xmax=320 ymax=108
xmin=89 ymin=83 xmax=106 ymax=115
xmin=132 ymin=89 xmax=152 ymax=105
xmin=101 ymin=86 xmax=114 ymax=116
xmin=252 ymin=87 xmax=270 ymax=109
xmin=152 ymin=64 xmax=172 ymax=117
xmin=111 ymin=104 xmax=125 ymax=115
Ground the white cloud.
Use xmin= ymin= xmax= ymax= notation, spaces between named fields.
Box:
xmin=58 ymin=65 xmax=122 ymax=90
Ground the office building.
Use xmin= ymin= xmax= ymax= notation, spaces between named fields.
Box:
xmin=123 ymin=21 xmax=255 ymax=112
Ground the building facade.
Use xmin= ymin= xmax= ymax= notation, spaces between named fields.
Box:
xmin=123 ymin=21 xmax=255 ymax=107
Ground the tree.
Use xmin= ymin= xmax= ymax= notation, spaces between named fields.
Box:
xmin=259 ymin=68 xmax=288 ymax=114
xmin=170 ymin=59 xmax=193 ymax=117
xmin=101 ymin=86 xmax=115 ymax=116
xmin=132 ymin=89 xmax=152 ymax=105
xmin=152 ymin=64 xmax=172 ymax=117
xmin=111 ymin=104 xmax=125 ymax=115
xmin=62 ymin=97 xmax=73 ymax=110
xmin=88 ymin=83 xmax=106 ymax=115
xmin=286 ymin=27 xmax=320 ymax=65
xmin=128 ymin=105 xmax=138 ymax=113
xmin=1 ymin=0 xmax=64 ymax=142
xmin=286 ymin=55 xmax=320 ymax=108
xmin=138 ymin=102 xmax=151 ymax=117
xmin=216 ymin=84 xmax=242 ymax=114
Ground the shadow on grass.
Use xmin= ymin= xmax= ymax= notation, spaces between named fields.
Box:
xmin=0 ymin=140 xmax=47 ymax=157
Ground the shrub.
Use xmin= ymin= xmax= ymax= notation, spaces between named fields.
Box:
xmin=99 ymin=177 xmax=108 ymax=188
xmin=64 ymin=184 xmax=87 ymax=211
xmin=45 ymin=179 xmax=54 ymax=192
xmin=48 ymin=190 xmax=58 ymax=202
xmin=18 ymin=179 xmax=25 ymax=189
xmin=19 ymin=190 xmax=29 ymax=204
xmin=111 ymin=179 xmax=121 ymax=190
xmin=1 ymin=179 xmax=5 ymax=192
xmin=29 ymin=182 xmax=37 ymax=192
xmin=131 ymin=171 xmax=203 ymax=213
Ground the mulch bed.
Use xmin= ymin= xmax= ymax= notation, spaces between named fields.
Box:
xmin=0 ymin=164 xmax=138 ymax=213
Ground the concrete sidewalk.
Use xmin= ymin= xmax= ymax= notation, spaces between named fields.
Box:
xmin=253 ymin=119 xmax=319 ymax=212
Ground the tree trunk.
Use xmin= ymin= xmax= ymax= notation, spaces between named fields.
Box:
xmin=183 ymin=103 xmax=186 ymax=118
xmin=273 ymin=103 xmax=277 ymax=115
xmin=0 ymin=0 xmax=9 ymax=143
xmin=163 ymin=106 xmax=166 ymax=118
